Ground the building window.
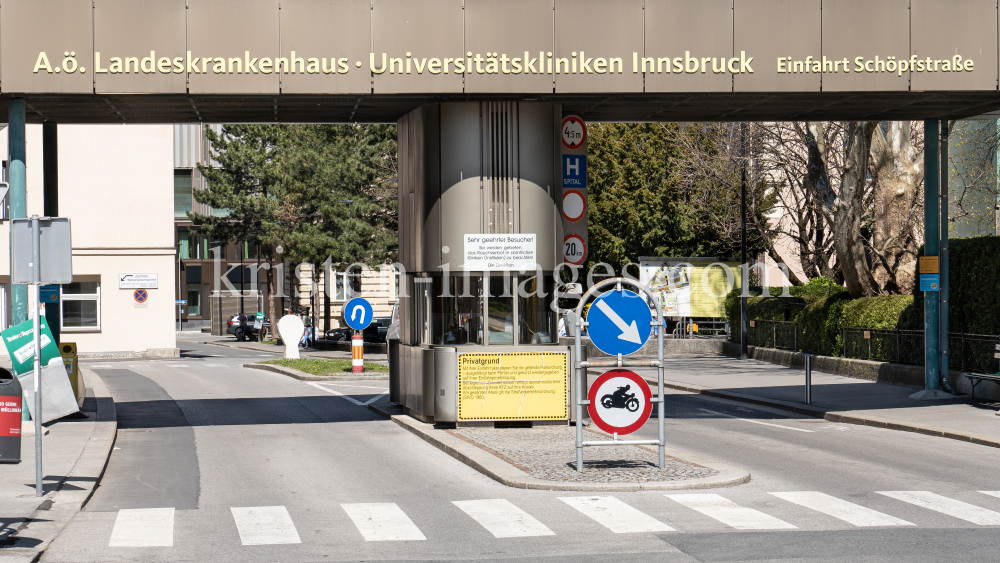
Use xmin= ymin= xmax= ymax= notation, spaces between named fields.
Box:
xmin=62 ymin=282 xmax=100 ymax=331
xmin=174 ymin=170 xmax=193 ymax=218
xmin=187 ymin=289 xmax=201 ymax=316
xmin=333 ymin=272 xmax=349 ymax=302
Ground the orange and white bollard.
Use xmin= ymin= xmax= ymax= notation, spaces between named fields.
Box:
xmin=352 ymin=333 xmax=364 ymax=374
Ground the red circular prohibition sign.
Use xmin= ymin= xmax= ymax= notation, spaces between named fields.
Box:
xmin=561 ymin=115 xmax=587 ymax=149
xmin=133 ymin=289 xmax=148 ymax=303
xmin=587 ymin=369 xmax=653 ymax=435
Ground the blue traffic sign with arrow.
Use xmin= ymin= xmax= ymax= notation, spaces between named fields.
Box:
xmin=344 ymin=297 xmax=374 ymax=330
xmin=586 ymin=289 xmax=652 ymax=356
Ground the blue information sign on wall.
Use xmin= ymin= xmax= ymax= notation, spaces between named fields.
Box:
xmin=562 ymin=155 xmax=587 ymax=188
xmin=920 ymin=274 xmax=940 ymax=292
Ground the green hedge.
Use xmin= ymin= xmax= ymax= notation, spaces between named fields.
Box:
xmin=725 ymin=281 xmax=914 ymax=356
xmin=913 ymin=236 xmax=1000 ymax=335
xmin=725 ymin=236 xmax=1000 ymax=353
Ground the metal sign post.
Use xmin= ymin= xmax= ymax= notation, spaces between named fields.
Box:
xmin=31 ymin=216 xmax=42 ymax=496
xmin=11 ymin=215 xmax=73 ymax=496
xmin=574 ymin=277 xmax=665 ymax=472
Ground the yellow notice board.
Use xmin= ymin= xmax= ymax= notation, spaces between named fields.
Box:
xmin=457 ymin=352 xmax=568 ymax=421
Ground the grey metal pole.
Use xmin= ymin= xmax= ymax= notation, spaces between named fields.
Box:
xmin=575 ymin=314 xmax=583 ymax=472
xmin=924 ymin=119 xmax=941 ymax=391
xmin=657 ymin=308 xmax=665 ymax=469
xmin=940 ymin=122 xmax=953 ymax=394
xmin=804 ymin=354 xmax=812 ymax=405
xmin=32 ymin=215 xmax=42 ymax=496
xmin=740 ymin=124 xmax=748 ymax=360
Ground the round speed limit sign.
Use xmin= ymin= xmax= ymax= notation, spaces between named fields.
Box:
xmin=561 ymin=116 xmax=586 ymax=150
xmin=563 ymin=234 xmax=587 ymax=265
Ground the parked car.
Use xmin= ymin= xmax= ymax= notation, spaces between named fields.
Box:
xmin=325 ymin=327 xmax=352 ymax=342
xmin=363 ymin=317 xmax=392 ymax=343
xmin=227 ymin=313 xmax=270 ymax=342
xmin=386 ymin=303 xmax=400 ymax=341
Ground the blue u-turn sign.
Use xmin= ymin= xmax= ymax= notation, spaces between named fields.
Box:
xmin=586 ymin=289 xmax=652 ymax=356
xmin=344 ymin=297 xmax=374 ymax=330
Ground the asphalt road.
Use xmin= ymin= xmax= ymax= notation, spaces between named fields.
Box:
xmin=39 ymin=342 xmax=1000 ymax=562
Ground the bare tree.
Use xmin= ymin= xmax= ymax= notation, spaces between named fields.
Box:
xmin=869 ymin=121 xmax=924 ymax=294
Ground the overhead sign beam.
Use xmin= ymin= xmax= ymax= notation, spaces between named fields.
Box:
xmin=0 ymin=1 xmax=997 ymax=122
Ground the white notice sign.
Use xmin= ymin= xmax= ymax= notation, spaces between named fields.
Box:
xmin=464 ymin=234 xmax=537 ymax=271
xmin=119 ymin=273 xmax=158 ymax=289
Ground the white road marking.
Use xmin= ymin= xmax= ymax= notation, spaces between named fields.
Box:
xmin=341 ymin=503 xmax=426 ymax=541
xmin=878 ymin=491 xmax=1000 ymax=525
xmin=453 ymin=499 xmax=555 ymax=538
xmin=666 ymin=494 xmax=797 ymax=530
xmin=108 ymin=508 xmax=175 ymax=547
xmin=204 ymin=364 xmax=228 ymax=367
xmin=559 ymin=496 xmax=675 ymax=533
xmin=770 ymin=492 xmax=913 ymax=527
xmin=319 ymin=383 xmax=391 ymax=391
xmin=697 ymin=408 xmax=814 ymax=433
xmin=979 ymin=491 xmax=1000 ymax=500
xmin=230 ymin=506 xmax=301 ymax=545
xmin=90 ymin=365 xmax=113 ymax=369
xmin=165 ymin=364 xmax=189 ymax=368
xmin=307 ymin=381 xmax=387 ymax=406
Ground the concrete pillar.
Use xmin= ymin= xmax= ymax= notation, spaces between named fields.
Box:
xmin=8 ymin=99 xmax=27 ymax=326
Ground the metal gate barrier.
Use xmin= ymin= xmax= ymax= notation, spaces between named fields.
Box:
xmin=573 ymin=277 xmax=666 ymax=472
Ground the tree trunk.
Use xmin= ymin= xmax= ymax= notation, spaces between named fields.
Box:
xmin=870 ymin=122 xmax=922 ymax=294
xmin=806 ymin=121 xmax=880 ymax=298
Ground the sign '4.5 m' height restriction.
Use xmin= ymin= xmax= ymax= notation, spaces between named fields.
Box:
xmin=561 ymin=116 xmax=586 ymax=150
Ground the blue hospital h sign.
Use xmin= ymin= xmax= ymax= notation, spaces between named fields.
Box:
xmin=563 ymin=155 xmax=587 ymax=188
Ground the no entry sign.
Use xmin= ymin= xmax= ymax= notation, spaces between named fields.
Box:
xmin=587 ymin=369 xmax=652 ymax=435
xmin=562 ymin=189 xmax=586 ymax=222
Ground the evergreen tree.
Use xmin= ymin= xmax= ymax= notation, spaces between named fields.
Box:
xmin=190 ymin=123 xmax=397 ymax=320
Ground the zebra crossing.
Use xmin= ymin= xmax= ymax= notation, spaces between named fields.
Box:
xmin=104 ymin=490 xmax=1000 ymax=547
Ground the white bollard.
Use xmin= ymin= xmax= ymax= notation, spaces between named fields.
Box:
xmin=277 ymin=316 xmax=305 ymax=360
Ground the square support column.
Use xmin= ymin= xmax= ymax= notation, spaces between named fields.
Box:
xmin=8 ymin=99 xmax=27 ymax=326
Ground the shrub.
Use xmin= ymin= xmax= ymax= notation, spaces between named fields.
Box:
xmin=914 ymin=236 xmax=1000 ymax=336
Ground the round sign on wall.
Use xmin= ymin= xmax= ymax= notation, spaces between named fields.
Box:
xmin=587 ymin=369 xmax=653 ymax=435
xmin=563 ymin=234 xmax=587 ymax=265
xmin=133 ymin=289 xmax=148 ymax=303
xmin=561 ymin=115 xmax=587 ymax=150
xmin=562 ymin=189 xmax=586 ymax=222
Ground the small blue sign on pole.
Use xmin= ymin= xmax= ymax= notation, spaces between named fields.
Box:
xmin=39 ymin=285 xmax=59 ymax=303
xmin=562 ymin=155 xmax=587 ymax=188
xmin=344 ymin=297 xmax=375 ymax=330
xmin=920 ymin=274 xmax=940 ymax=292
xmin=175 ymin=300 xmax=187 ymax=305
xmin=586 ymin=289 xmax=652 ymax=356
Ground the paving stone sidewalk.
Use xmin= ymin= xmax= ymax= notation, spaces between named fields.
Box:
xmin=451 ymin=425 xmax=717 ymax=484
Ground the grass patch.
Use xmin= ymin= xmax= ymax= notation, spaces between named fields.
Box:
xmin=260 ymin=340 xmax=279 ymax=346
xmin=259 ymin=358 xmax=389 ymax=375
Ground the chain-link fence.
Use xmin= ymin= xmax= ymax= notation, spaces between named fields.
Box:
xmin=748 ymin=320 xmax=800 ymax=351
xmin=841 ymin=328 xmax=1000 ymax=371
